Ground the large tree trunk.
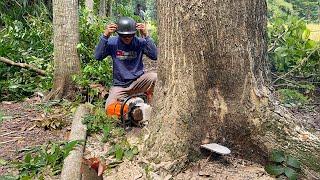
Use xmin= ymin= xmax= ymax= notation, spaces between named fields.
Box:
xmin=145 ymin=0 xmax=320 ymax=176
xmin=46 ymin=0 xmax=81 ymax=100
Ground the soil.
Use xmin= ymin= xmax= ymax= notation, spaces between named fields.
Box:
xmin=85 ymin=102 xmax=320 ymax=180
xmin=0 ymin=97 xmax=72 ymax=176
xmin=1 ymin=56 xmax=319 ymax=179
xmin=1 ymin=98 xmax=319 ymax=179
xmin=81 ymin=93 xmax=320 ymax=179
xmin=83 ymin=127 xmax=274 ymax=180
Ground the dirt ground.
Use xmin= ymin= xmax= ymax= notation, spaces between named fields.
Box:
xmin=82 ymin=104 xmax=320 ymax=180
xmin=0 ymin=97 xmax=72 ymax=176
xmin=84 ymin=131 xmax=274 ymax=180
xmin=0 ymin=93 xmax=319 ymax=179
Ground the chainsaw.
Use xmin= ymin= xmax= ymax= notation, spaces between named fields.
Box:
xmin=106 ymin=93 xmax=152 ymax=127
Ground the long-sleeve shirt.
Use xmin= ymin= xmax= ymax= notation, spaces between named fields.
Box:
xmin=95 ymin=35 xmax=157 ymax=87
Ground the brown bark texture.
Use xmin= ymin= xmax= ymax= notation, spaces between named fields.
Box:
xmin=145 ymin=0 xmax=320 ymax=176
xmin=46 ymin=0 xmax=81 ymax=100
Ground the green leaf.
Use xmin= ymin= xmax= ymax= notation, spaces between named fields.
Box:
xmin=63 ymin=140 xmax=78 ymax=157
xmin=0 ymin=175 xmax=19 ymax=180
xmin=265 ymin=164 xmax=284 ymax=176
xmin=0 ymin=158 xmax=7 ymax=166
xmin=124 ymin=150 xmax=134 ymax=161
xmin=115 ymin=147 xmax=124 ymax=161
xmin=0 ymin=112 xmax=3 ymax=124
xmin=286 ymin=156 xmax=300 ymax=169
xmin=107 ymin=146 xmax=115 ymax=156
xmin=20 ymin=175 xmax=32 ymax=180
xmin=8 ymin=85 xmax=19 ymax=89
xmin=270 ymin=150 xmax=285 ymax=163
xmin=76 ymin=43 xmax=82 ymax=49
xmin=302 ymin=29 xmax=310 ymax=40
xmin=306 ymin=40 xmax=316 ymax=49
xmin=284 ymin=167 xmax=298 ymax=180
xmin=24 ymin=153 xmax=32 ymax=163
xmin=132 ymin=146 xmax=139 ymax=155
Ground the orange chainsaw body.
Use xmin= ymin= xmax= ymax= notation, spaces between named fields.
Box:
xmin=106 ymin=101 xmax=128 ymax=117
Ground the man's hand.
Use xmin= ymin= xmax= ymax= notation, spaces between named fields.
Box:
xmin=104 ymin=23 xmax=118 ymax=37
xmin=136 ymin=23 xmax=148 ymax=37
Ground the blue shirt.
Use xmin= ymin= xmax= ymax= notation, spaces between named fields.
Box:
xmin=95 ymin=35 xmax=157 ymax=87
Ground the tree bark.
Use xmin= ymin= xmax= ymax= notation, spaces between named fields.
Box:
xmin=46 ymin=0 xmax=81 ymax=101
xmin=99 ymin=0 xmax=106 ymax=17
xmin=106 ymin=0 xmax=113 ymax=17
xmin=145 ymin=0 xmax=320 ymax=177
xmin=85 ymin=0 xmax=94 ymax=23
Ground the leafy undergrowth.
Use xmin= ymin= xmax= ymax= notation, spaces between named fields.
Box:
xmin=269 ymin=16 xmax=320 ymax=107
xmin=265 ymin=150 xmax=301 ymax=180
xmin=1 ymin=141 xmax=79 ymax=180
xmin=81 ymin=104 xmax=145 ymax=178
xmin=0 ymin=97 xmax=78 ymax=179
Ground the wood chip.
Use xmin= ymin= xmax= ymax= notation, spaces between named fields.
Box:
xmin=0 ymin=131 xmax=16 ymax=137
xmin=28 ymin=125 xmax=37 ymax=131
xmin=0 ymin=139 xmax=17 ymax=145
xmin=20 ymin=126 xmax=27 ymax=131
xmin=134 ymin=173 xmax=143 ymax=180
xmin=198 ymin=171 xmax=211 ymax=177
xmin=2 ymin=101 xmax=13 ymax=105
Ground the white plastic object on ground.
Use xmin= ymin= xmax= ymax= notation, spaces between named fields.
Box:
xmin=200 ymin=143 xmax=231 ymax=155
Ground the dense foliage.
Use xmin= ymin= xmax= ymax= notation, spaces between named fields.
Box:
xmin=0 ymin=4 xmax=53 ymax=101
xmin=0 ymin=0 xmax=158 ymax=102
xmin=14 ymin=141 xmax=78 ymax=179
xmin=265 ymin=150 xmax=301 ymax=179
xmin=0 ymin=0 xmax=318 ymax=106
xmin=268 ymin=0 xmax=319 ymax=22
xmin=287 ymin=0 xmax=319 ymax=22
xmin=268 ymin=15 xmax=320 ymax=106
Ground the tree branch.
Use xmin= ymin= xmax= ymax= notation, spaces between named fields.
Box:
xmin=0 ymin=56 xmax=46 ymax=75
xmin=272 ymin=48 xmax=319 ymax=84
xmin=268 ymin=31 xmax=286 ymax=52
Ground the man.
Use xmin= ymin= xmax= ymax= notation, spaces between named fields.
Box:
xmin=94 ymin=17 xmax=157 ymax=117
xmin=134 ymin=4 xmax=145 ymax=21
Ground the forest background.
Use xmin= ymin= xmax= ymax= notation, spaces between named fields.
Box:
xmin=0 ymin=0 xmax=319 ymax=106
xmin=0 ymin=0 xmax=319 ymax=179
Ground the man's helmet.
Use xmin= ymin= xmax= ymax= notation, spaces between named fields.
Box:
xmin=116 ymin=17 xmax=136 ymax=35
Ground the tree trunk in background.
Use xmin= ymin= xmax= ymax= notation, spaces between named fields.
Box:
xmin=106 ymin=0 xmax=113 ymax=17
xmin=45 ymin=0 xmax=53 ymax=18
xmin=307 ymin=8 xmax=311 ymax=21
xmin=46 ymin=0 xmax=81 ymax=100
xmin=318 ymin=5 xmax=320 ymax=23
xmin=99 ymin=0 xmax=106 ymax=17
xmin=145 ymin=0 xmax=320 ymax=176
xmin=85 ymin=0 xmax=94 ymax=23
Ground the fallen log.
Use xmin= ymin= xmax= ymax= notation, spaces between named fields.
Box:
xmin=0 ymin=56 xmax=46 ymax=75
xmin=60 ymin=103 xmax=93 ymax=180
